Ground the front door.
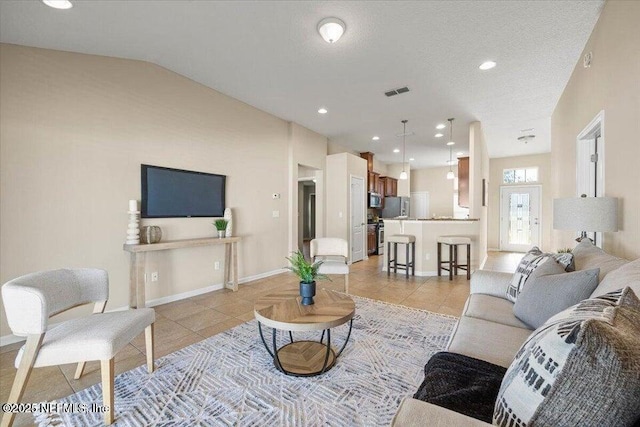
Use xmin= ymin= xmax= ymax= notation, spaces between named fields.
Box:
xmin=350 ymin=176 xmax=365 ymax=262
xmin=500 ymin=186 xmax=541 ymax=252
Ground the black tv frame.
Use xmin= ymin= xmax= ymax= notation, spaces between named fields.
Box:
xmin=141 ymin=164 xmax=226 ymax=218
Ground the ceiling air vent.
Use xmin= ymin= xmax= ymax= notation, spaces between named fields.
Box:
xmin=385 ymin=86 xmax=410 ymax=97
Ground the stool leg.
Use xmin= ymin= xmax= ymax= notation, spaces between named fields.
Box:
xmin=467 ymin=243 xmax=471 ymax=280
xmin=387 ymin=241 xmax=391 ymax=276
xmin=454 ymin=244 xmax=459 ymax=276
xmin=448 ymin=244 xmax=453 ymax=281
xmin=412 ymin=242 xmax=416 ymax=276
xmin=437 ymin=242 xmax=442 ymax=277
xmin=405 ymin=242 xmax=409 ymax=279
xmin=394 ymin=243 xmax=398 ymax=274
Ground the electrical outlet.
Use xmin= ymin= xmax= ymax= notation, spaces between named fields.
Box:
xmin=425 ymin=253 xmax=430 ymax=260
xmin=272 ymin=210 xmax=280 ymax=218
xmin=214 ymin=261 xmax=220 ymax=270
xmin=151 ymin=272 xmax=159 ymax=282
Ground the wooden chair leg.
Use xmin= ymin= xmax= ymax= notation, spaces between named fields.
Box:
xmin=344 ymin=274 xmax=349 ymax=295
xmin=449 ymin=244 xmax=454 ymax=281
xmin=101 ymin=358 xmax=115 ymax=425
xmin=145 ymin=324 xmax=155 ymax=374
xmin=437 ymin=242 xmax=442 ymax=276
xmin=74 ymin=362 xmax=87 ymax=380
xmin=1 ymin=334 xmax=44 ymax=427
xmin=467 ymin=243 xmax=471 ymax=280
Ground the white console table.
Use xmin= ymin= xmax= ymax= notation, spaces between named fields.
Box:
xmin=123 ymin=236 xmax=242 ymax=308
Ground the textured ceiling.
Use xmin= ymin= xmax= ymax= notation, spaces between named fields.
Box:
xmin=0 ymin=1 xmax=604 ymax=168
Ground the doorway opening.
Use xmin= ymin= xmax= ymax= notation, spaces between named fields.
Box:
xmin=500 ymin=185 xmax=542 ymax=252
xmin=298 ymin=179 xmax=316 ymax=258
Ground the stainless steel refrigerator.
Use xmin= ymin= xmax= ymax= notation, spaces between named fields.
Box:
xmin=381 ymin=197 xmax=410 ymax=218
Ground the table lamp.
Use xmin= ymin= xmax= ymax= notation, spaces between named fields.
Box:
xmin=553 ymin=195 xmax=618 ymax=242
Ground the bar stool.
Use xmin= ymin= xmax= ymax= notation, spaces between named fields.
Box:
xmin=437 ymin=236 xmax=471 ymax=280
xmin=387 ymin=234 xmax=416 ymax=278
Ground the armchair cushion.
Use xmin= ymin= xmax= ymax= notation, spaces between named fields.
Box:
xmin=15 ymin=308 xmax=155 ymax=368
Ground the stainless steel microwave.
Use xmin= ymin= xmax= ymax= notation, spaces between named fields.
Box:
xmin=369 ymin=192 xmax=382 ymax=208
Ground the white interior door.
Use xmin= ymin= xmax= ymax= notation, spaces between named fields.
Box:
xmin=350 ymin=176 xmax=365 ymax=262
xmin=500 ymin=186 xmax=541 ymax=252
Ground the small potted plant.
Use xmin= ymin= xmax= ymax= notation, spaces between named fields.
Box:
xmin=286 ymin=251 xmax=328 ymax=305
xmin=214 ymin=219 xmax=228 ymax=238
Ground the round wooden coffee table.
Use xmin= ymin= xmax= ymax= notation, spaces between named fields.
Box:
xmin=254 ymin=289 xmax=356 ymax=377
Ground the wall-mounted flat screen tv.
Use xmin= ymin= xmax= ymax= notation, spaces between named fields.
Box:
xmin=141 ymin=164 xmax=225 ymax=218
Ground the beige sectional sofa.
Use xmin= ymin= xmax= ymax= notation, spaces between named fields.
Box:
xmin=392 ymin=241 xmax=639 ymax=426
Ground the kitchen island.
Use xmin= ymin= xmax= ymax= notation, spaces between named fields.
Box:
xmin=383 ymin=219 xmax=479 ymax=276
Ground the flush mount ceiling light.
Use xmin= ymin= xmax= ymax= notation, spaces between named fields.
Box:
xmin=399 ymin=120 xmax=408 ymax=180
xmin=42 ymin=0 xmax=73 ymax=9
xmin=435 ymin=133 xmax=443 ymax=138
xmin=409 ymin=158 xmax=415 ymax=161
xmin=436 ymin=124 xmax=446 ymax=130
xmin=393 ymin=148 xmax=400 ymax=153
xmin=317 ymin=17 xmax=346 ymax=43
xmin=372 ymin=136 xmax=380 ymax=141
xmin=457 ymin=151 xmax=464 ymax=156
xmin=479 ymin=60 xmax=497 ymax=70
xmin=446 ymin=118 xmax=456 ymax=180
xmin=317 ymin=108 xmax=328 ymax=114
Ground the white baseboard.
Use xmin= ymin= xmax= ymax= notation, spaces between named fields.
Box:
xmin=487 ymin=248 xmax=501 ymax=252
xmin=0 ymin=268 xmax=287 ymax=348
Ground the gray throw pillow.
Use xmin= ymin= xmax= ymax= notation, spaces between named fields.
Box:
xmin=495 ymin=288 xmax=640 ymax=427
xmin=513 ymin=263 xmax=600 ymax=328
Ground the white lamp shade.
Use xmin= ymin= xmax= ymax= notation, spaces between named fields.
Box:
xmin=399 ymin=170 xmax=408 ymax=180
xmin=317 ymin=18 xmax=345 ymax=43
xmin=446 ymin=171 xmax=455 ymax=180
xmin=553 ymin=197 xmax=618 ymax=232
xmin=42 ymin=0 xmax=73 ymax=9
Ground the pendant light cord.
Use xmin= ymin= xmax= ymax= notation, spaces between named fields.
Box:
xmin=402 ymin=120 xmax=407 ymax=171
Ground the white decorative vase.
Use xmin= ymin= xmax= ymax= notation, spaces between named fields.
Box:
xmin=217 ymin=230 xmax=225 ymax=239
xmin=126 ymin=200 xmax=140 ymax=245
xmin=224 ymin=208 xmax=233 ymax=237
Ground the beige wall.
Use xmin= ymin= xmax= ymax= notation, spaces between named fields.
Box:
xmin=551 ymin=0 xmax=639 ymax=259
xmin=469 ymin=122 xmax=490 ymax=266
xmin=488 ymin=154 xmax=552 ymax=251
xmin=325 ymin=153 xmax=367 ymax=261
xmin=327 ymin=141 xmax=358 ymax=156
xmin=410 ymin=167 xmax=455 ymax=218
xmin=0 ymin=44 xmax=328 ymax=340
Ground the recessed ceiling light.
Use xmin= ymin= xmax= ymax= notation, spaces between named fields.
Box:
xmin=42 ymin=0 xmax=73 ymax=9
xmin=436 ymin=124 xmax=446 ymax=130
xmin=435 ymin=133 xmax=443 ymax=138
xmin=372 ymin=136 xmax=380 ymax=141
xmin=317 ymin=108 xmax=328 ymax=114
xmin=446 ymin=141 xmax=455 ymax=146
xmin=393 ymin=148 xmax=400 ymax=153
xmin=409 ymin=158 xmax=415 ymax=161
xmin=457 ymin=151 xmax=464 ymax=156
xmin=479 ymin=61 xmax=497 ymax=70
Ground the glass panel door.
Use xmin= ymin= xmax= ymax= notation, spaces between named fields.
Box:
xmin=500 ymin=186 xmax=541 ymax=252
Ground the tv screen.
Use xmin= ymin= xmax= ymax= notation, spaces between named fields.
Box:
xmin=141 ymin=165 xmax=225 ymax=218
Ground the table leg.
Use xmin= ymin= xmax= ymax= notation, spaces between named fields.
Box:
xmin=223 ymin=243 xmax=230 ymax=289
xmin=320 ymin=329 xmax=332 ymax=375
xmin=129 ymin=252 xmax=146 ymax=308
xmin=336 ymin=319 xmax=354 ymax=357
xmin=232 ymin=241 xmax=239 ymax=291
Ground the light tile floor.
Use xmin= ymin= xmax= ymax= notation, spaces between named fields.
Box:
xmin=0 ymin=251 xmax=520 ymax=426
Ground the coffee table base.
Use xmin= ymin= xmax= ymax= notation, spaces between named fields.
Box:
xmin=258 ymin=320 xmax=353 ymax=377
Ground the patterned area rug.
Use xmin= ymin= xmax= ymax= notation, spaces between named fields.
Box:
xmin=35 ymin=296 xmax=457 ymax=426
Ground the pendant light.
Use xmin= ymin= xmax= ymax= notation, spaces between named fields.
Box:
xmin=446 ymin=118 xmax=455 ymax=180
xmin=399 ymin=120 xmax=408 ymax=180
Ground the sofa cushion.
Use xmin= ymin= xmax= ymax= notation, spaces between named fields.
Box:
xmin=513 ymin=263 xmax=600 ymax=329
xmin=447 ymin=316 xmax=532 ymax=368
xmin=414 ymin=352 xmax=507 ymax=424
xmin=591 ymin=257 xmax=640 ymax=298
xmin=494 ymin=288 xmax=640 ymax=427
xmin=572 ymin=239 xmax=628 ymax=281
xmin=506 ymin=247 xmax=574 ymax=303
xmin=463 ymin=294 xmax=529 ymax=329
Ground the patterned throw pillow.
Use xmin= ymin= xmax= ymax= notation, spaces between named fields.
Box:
xmin=506 ymin=247 xmax=574 ymax=303
xmin=494 ymin=288 xmax=640 ymax=427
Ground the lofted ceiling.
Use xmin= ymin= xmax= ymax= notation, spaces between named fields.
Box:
xmin=0 ymin=0 xmax=604 ymax=169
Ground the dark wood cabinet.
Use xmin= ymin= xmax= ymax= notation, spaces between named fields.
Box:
xmin=367 ymin=224 xmax=377 ymax=255
xmin=367 ymin=171 xmax=380 ymax=193
xmin=458 ymin=156 xmax=469 ymax=208
xmin=380 ymin=177 xmax=398 ymax=197
xmin=360 ymin=152 xmax=374 ymax=172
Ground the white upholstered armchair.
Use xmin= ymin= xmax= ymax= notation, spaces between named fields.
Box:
xmin=1 ymin=269 xmax=155 ymax=426
xmin=310 ymin=238 xmax=350 ymax=294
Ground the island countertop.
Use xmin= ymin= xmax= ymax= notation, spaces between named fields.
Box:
xmin=383 ymin=218 xmax=479 ymax=222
